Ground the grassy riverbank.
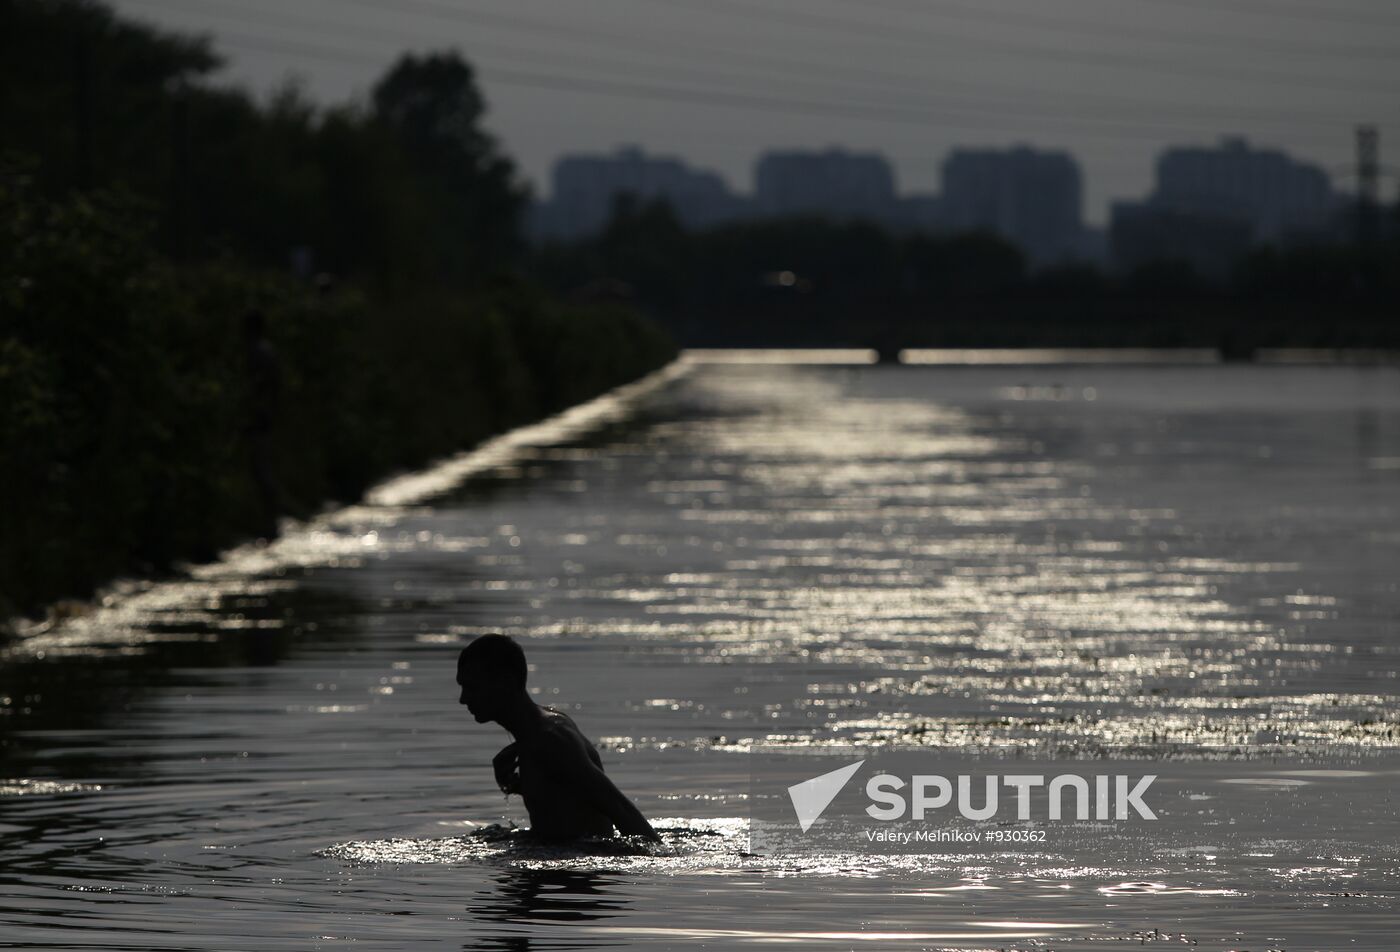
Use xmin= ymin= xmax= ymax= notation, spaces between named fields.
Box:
xmin=0 ymin=175 xmax=674 ymax=624
xmin=0 ymin=0 xmax=676 ymax=625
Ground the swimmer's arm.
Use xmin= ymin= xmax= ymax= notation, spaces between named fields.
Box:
xmin=581 ymin=763 xmax=660 ymax=841
xmin=557 ymin=744 xmax=658 ymax=841
xmin=492 ymin=742 xmax=521 ymax=795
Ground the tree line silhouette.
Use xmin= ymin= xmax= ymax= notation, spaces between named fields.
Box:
xmin=0 ymin=0 xmax=674 ymax=622
xmin=531 ymin=191 xmax=1400 ymax=351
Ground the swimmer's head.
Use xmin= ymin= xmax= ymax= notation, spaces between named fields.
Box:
xmin=457 ymin=633 xmax=527 ymax=723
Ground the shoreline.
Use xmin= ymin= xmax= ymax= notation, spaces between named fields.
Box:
xmin=2 ymin=358 xmax=691 ymax=655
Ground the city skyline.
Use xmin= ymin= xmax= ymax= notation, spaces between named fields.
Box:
xmin=530 ymin=138 xmax=1350 ymax=271
xmin=104 ymin=0 xmax=1396 ymax=226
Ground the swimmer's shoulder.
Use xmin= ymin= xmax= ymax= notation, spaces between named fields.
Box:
xmin=538 ymin=706 xmax=588 ymax=743
xmin=536 ymin=707 xmax=603 ymax=765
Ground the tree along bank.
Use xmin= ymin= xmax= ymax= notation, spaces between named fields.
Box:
xmin=0 ymin=176 xmax=676 ymax=625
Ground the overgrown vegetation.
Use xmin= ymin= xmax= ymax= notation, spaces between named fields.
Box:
xmin=0 ymin=0 xmax=675 ymax=621
xmin=530 ymin=194 xmax=1400 ymax=350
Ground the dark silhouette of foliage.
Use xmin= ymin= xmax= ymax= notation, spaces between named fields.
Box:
xmin=371 ymin=53 xmax=527 ymax=283
xmin=529 ymin=195 xmax=1399 ymax=350
xmin=0 ymin=1 xmax=528 ymax=288
xmin=0 ymin=168 xmax=674 ymax=619
xmin=0 ymin=2 xmax=675 ymax=622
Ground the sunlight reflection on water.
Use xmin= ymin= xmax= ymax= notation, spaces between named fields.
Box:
xmin=3 ymin=361 xmax=1400 ymax=950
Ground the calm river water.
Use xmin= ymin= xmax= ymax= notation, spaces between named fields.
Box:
xmin=3 ymin=357 xmax=1400 ymax=950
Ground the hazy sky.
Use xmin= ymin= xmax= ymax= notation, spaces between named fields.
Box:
xmin=110 ymin=0 xmax=1397 ymax=224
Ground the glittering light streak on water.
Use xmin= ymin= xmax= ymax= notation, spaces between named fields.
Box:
xmin=2 ymin=360 xmax=1400 ymax=949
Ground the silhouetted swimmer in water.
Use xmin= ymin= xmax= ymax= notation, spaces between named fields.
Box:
xmin=457 ymin=634 xmax=660 ymax=842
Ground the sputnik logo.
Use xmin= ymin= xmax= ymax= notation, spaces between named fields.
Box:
xmin=787 ymin=759 xmax=864 ymax=832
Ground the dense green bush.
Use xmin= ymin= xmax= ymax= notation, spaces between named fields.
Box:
xmin=0 ymin=169 xmax=675 ymax=622
xmin=530 ymin=193 xmax=1400 ymax=351
xmin=0 ymin=0 xmax=676 ymax=623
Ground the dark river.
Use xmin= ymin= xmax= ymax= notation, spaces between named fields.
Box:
xmin=3 ymin=357 xmax=1399 ymax=950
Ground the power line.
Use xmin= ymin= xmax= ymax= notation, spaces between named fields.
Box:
xmin=825 ymin=0 xmax=1400 ymax=62
xmin=1136 ymin=0 xmax=1400 ymax=30
xmin=114 ymin=0 xmax=1357 ymax=131
xmin=640 ymin=0 xmax=1386 ymax=95
xmin=118 ymin=18 xmax=1362 ymax=209
xmin=318 ymin=0 xmax=1381 ymax=121
xmin=337 ymin=0 xmax=1349 ymax=122
xmin=203 ymin=27 xmax=1358 ymax=152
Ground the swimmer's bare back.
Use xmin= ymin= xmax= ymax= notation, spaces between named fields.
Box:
xmin=494 ymin=708 xmax=635 ymax=839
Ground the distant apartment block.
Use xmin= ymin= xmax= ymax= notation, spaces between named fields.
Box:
xmin=939 ymin=147 xmax=1087 ymax=267
xmin=754 ymin=149 xmax=897 ymax=222
xmin=530 ymin=146 xmax=748 ymax=240
xmin=530 ymin=139 xmax=1348 ymax=278
xmin=1152 ymin=137 xmax=1339 ymax=242
xmin=1110 ymin=137 xmax=1342 ymax=273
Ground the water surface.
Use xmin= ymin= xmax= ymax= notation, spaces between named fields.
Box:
xmin=4 ymin=359 xmax=1399 ymax=950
